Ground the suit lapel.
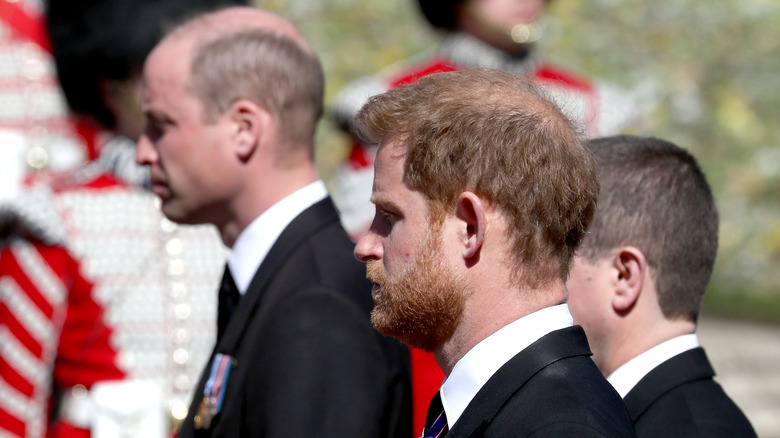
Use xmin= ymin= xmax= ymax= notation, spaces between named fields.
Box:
xmin=448 ymin=326 xmax=592 ymax=437
xmin=181 ymin=198 xmax=341 ymax=436
xmin=623 ymin=347 xmax=715 ymax=423
xmin=215 ymin=197 xmax=340 ymax=353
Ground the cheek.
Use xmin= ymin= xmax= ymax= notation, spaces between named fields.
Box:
xmin=382 ymin=231 xmax=419 ymax=273
xmin=174 ymin=134 xmax=217 ymax=186
xmin=567 ymin=269 xmax=614 ymax=338
xmin=383 ymin=238 xmax=411 ymax=270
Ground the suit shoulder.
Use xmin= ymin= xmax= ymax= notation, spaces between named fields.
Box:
xmin=483 ymin=355 xmax=635 ymax=437
xmin=634 ymin=378 xmax=756 ymax=437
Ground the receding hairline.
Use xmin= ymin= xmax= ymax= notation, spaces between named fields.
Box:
xmin=164 ymin=6 xmax=313 ymax=55
xmin=358 ymin=69 xmax=574 ymax=144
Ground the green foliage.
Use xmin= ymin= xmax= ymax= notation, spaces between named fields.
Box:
xmin=544 ymin=0 xmax=780 ymax=319
xmin=258 ymin=0 xmax=780 ymax=319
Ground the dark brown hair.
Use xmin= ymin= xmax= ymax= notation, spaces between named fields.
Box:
xmin=581 ymin=135 xmax=719 ymax=322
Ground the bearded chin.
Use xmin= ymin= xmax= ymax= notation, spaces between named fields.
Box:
xmin=366 ymin=254 xmax=465 ymax=352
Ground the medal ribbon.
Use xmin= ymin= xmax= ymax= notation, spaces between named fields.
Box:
xmin=204 ymin=353 xmax=234 ymax=416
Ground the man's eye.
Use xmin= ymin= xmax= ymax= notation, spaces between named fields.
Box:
xmin=380 ymin=209 xmax=398 ymax=223
xmin=369 ymin=206 xmax=398 ymax=237
xmin=144 ymin=119 xmax=167 ymax=140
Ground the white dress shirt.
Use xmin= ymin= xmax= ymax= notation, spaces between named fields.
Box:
xmin=228 ymin=181 xmax=328 ymax=295
xmin=607 ymin=333 xmax=700 ymax=398
xmin=440 ymin=304 xmax=574 ymax=428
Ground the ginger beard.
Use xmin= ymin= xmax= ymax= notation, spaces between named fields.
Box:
xmin=366 ymin=226 xmax=466 ymax=352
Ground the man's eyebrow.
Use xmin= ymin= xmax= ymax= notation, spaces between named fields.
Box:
xmin=370 ymin=194 xmax=396 ymax=210
xmin=144 ymin=109 xmax=171 ymax=122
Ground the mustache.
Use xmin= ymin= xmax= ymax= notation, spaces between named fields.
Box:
xmin=366 ymin=260 xmax=386 ymax=285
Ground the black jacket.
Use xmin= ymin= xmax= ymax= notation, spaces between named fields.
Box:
xmin=624 ymin=347 xmax=756 ymax=438
xmin=448 ymin=326 xmax=636 ymax=437
xmin=447 ymin=326 xmax=634 ymax=438
xmin=178 ymin=198 xmax=411 ymax=438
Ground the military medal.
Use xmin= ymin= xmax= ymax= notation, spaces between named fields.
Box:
xmin=194 ymin=353 xmax=235 ymax=430
xmin=194 ymin=397 xmax=212 ymax=429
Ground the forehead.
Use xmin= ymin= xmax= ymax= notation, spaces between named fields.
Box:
xmin=373 ymin=139 xmax=406 ymax=190
xmin=371 ymin=138 xmax=430 ymax=210
xmin=142 ymin=37 xmax=194 ymax=104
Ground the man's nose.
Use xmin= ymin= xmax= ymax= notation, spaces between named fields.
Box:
xmin=135 ymin=134 xmax=156 ymax=165
xmin=354 ymin=229 xmax=382 ymax=263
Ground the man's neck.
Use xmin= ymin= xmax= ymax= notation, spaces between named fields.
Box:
xmin=438 ymin=304 xmax=573 ymax=426
xmin=219 ymin=165 xmax=318 ymax=248
xmin=435 ymin=283 xmax=568 ymax=374
xmin=607 ymin=333 xmax=699 ymax=398
xmin=604 ymin=318 xmax=697 ymax=377
xmin=226 ymin=180 xmax=327 ymax=293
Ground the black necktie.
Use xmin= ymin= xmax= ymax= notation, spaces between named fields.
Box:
xmin=217 ymin=265 xmax=240 ymax=341
xmin=423 ymin=391 xmax=448 ymax=438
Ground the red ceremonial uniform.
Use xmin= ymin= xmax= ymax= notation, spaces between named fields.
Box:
xmin=31 ymin=139 xmax=228 ymax=437
xmin=0 ymin=2 xmax=228 ymax=435
xmin=1 ymin=188 xmax=124 ymax=438
xmin=0 ymin=0 xmax=97 ymax=175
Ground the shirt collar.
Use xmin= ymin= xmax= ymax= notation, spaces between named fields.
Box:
xmin=607 ymin=333 xmax=699 ymax=398
xmin=228 ymin=181 xmax=327 ymax=294
xmin=441 ymin=303 xmax=573 ymax=427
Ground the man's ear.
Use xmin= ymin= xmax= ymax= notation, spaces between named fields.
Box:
xmin=455 ymin=192 xmax=486 ymax=260
xmin=611 ymin=246 xmax=647 ymax=314
xmin=228 ymin=99 xmax=268 ymax=161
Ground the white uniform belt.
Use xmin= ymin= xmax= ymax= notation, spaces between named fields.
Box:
xmin=57 ymin=381 xmax=167 ymax=438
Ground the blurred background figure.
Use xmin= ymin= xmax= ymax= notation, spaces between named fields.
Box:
xmin=567 ymin=135 xmax=756 ymax=437
xmin=1 ymin=130 xmax=124 ymax=438
xmin=2 ymin=1 xmax=243 ymax=437
xmin=331 ymin=0 xmax=640 ymax=241
xmin=0 ymin=0 xmax=92 ymax=175
xmin=329 ymin=0 xmax=640 ymax=430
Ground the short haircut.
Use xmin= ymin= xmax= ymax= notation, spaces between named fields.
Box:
xmin=354 ymin=68 xmax=599 ymax=287
xmin=46 ymin=0 xmax=247 ymax=129
xmin=186 ymin=29 xmax=324 ymax=155
xmin=581 ymin=135 xmax=719 ymax=322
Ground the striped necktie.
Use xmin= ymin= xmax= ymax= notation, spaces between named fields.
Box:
xmin=422 ymin=391 xmax=448 ymax=438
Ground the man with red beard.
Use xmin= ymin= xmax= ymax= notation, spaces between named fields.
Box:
xmin=354 ymin=68 xmax=636 ymax=438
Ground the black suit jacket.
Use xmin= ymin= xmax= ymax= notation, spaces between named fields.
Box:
xmin=447 ymin=326 xmax=636 ymax=438
xmin=624 ymin=347 xmax=756 ymax=437
xmin=178 ymin=198 xmax=411 ymax=438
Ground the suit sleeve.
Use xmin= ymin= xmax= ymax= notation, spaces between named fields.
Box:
xmin=244 ymin=286 xmax=390 ymax=437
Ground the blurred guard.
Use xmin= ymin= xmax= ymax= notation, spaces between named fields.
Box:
xmin=2 ymin=1 xmax=246 ymax=436
xmin=332 ymin=0 xmax=639 ymax=239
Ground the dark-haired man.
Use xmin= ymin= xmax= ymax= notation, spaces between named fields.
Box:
xmin=567 ymin=135 xmax=756 ymax=437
